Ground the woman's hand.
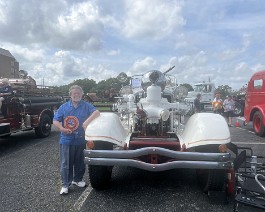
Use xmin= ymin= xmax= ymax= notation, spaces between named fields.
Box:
xmin=61 ymin=127 xmax=72 ymax=135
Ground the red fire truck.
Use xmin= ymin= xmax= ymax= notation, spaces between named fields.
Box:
xmin=244 ymin=70 xmax=265 ymax=136
xmin=0 ymin=77 xmax=63 ymax=138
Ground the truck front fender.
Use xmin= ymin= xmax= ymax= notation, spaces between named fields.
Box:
xmin=85 ymin=112 xmax=129 ymax=147
xmin=179 ymin=113 xmax=230 ymax=149
xmin=249 ymin=104 xmax=265 ymax=122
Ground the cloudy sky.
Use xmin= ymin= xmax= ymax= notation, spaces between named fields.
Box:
xmin=1 ymin=0 xmax=265 ymax=90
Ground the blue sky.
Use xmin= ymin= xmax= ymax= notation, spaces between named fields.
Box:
xmin=1 ymin=0 xmax=265 ymax=90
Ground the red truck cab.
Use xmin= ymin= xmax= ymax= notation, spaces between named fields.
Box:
xmin=244 ymin=70 xmax=265 ymax=136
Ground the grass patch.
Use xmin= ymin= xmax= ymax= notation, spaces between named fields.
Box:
xmin=92 ymin=102 xmax=114 ymax=112
xmin=95 ymin=106 xmax=113 ymax=112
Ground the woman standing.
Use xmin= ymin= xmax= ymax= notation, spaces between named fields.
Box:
xmin=212 ymin=93 xmax=223 ymax=114
xmin=223 ymin=95 xmax=235 ymax=127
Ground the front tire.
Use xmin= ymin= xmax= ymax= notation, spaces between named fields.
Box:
xmin=253 ymin=111 xmax=265 ymax=136
xmin=89 ymin=165 xmax=113 ymax=190
xmin=234 ymin=102 xmax=243 ymax=117
xmin=196 ymin=169 xmax=226 ymax=193
xmin=35 ymin=114 xmax=52 ymax=138
xmin=195 ymin=145 xmax=226 ymax=193
xmin=88 ymin=142 xmax=113 ymax=190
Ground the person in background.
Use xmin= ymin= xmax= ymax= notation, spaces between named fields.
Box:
xmin=212 ymin=93 xmax=223 ymax=114
xmin=194 ymin=93 xmax=202 ymax=113
xmin=223 ymin=95 xmax=235 ymax=127
xmin=53 ymin=85 xmax=100 ymax=195
xmin=0 ymin=78 xmax=13 ymax=113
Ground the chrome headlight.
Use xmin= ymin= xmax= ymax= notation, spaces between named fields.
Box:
xmin=160 ymin=109 xmax=170 ymax=121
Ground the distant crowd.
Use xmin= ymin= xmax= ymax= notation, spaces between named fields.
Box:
xmin=194 ymin=92 xmax=237 ymax=127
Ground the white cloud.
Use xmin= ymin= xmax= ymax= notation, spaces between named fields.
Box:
xmin=128 ymin=57 xmax=157 ymax=76
xmin=107 ymin=49 xmax=120 ymax=56
xmin=0 ymin=0 xmax=7 ymax=24
xmin=122 ymin=0 xmax=185 ymax=39
xmin=1 ymin=0 xmax=265 ymax=90
xmin=2 ymin=43 xmax=44 ymax=62
xmin=53 ymin=1 xmax=104 ymax=51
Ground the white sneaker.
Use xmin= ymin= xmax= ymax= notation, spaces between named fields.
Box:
xmin=60 ymin=187 xmax=68 ymax=195
xmin=72 ymin=181 xmax=86 ymax=187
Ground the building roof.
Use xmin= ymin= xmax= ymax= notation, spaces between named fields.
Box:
xmin=0 ymin=48 xmax=14 ymax=58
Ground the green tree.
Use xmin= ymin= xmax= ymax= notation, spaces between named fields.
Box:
xmin=216 ymin=85 xmax=232 ymax=99
xmin=19 ymin=70 xmax=28 ymax=78
xmin=96 ymin=78 xmax=123 ymax=98
xmin=55 ymin=78 xmax=97 ymax=96
xmin=55 ymin=84 xmax=70 ymax=96
xmin=180 ymin=83 xmax=194 ymax=91
xmin=71 ymin=78 xmax=97 ymax=94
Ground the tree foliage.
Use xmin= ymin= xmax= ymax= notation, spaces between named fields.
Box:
xmin=96 ymin=78 xmax=122 ymax=97
xmin=54 ymin=78 xmax=96 ymax=96
xmin=216 ymin=85 xmax=232 ymax=99
xmin=19 ymin=70 xmax=28 ymax=78
xmin=54 ymin=77 xmax=124 ymax=98
xmin=180 ymin=83 xmax=193 ymax=91
xmin=53 ymin=75 xmax=244 ymax=102
xmin=72 ymin=78 xmax=97 ymax=94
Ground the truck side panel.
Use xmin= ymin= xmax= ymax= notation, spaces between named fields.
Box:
xmin=244 ymin=70 xmax=265 ymax=123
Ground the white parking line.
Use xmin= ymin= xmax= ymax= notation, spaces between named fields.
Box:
xmin=73 ymin=185 xmax=93 ymax=211
xmin=233 ymin=127 xmax=265 ymax=144
xmin=233 ymin=142 xmax=265 ymax=145
xmin=235 ymin=127 xmax=252 ymax=131
xmin=236 ymin=126 xmax=257 ymax=134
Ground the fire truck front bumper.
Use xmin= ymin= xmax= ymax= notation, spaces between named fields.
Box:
xmin=84 ymin=147 xmax=232 ymax=172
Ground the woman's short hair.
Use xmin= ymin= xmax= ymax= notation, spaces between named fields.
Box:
xmin=69 ymin=85 xmax=84 ymax=96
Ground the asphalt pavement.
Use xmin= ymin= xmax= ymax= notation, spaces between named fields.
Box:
xmin=0 ymin=123 xmax=264 ymax=212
